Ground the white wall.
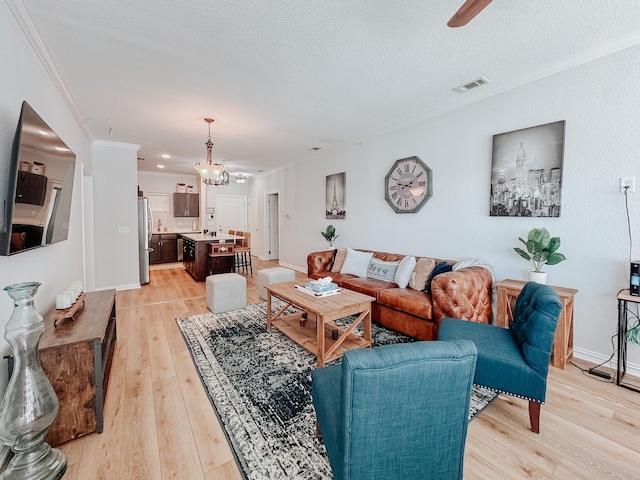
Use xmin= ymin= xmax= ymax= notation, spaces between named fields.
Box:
xmin=255 ymin=45 xmax=640 ymax=371
xmin=0 ymin=2 xmax=88 ymax=390
xmin=91 ymin=141 xmax=140 ymax=290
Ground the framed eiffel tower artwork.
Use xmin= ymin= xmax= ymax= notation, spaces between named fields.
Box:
xmin=326 ymin=172 xmax=346 ymax=219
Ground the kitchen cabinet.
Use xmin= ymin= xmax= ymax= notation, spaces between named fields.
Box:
xmin=208 ymin=242 xmax=235 ymax=275
xmin=15 ymin=171 xmax=47 ymax=205
xmin=173 ymin=193 xmax=199 ymax=217
xmin=150 ymin=233 xmax=178 ymax=264
xmin=182 ymin=235 xmax=210 ymax=281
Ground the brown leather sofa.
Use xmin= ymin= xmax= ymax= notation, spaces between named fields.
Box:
xmin=307 ymin=249 xmax=493 ymax=341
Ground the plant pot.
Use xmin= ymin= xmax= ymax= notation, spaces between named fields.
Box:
xmin=528 ymin=271 xmax=547 ymax=284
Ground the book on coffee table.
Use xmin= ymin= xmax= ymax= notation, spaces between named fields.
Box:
xmin=294 ymin=284 xmax=342 ymax=297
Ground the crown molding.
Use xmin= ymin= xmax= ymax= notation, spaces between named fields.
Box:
xmin=92 ymin=139 xmax=140 ymax=151
xmin=7 ymin=0 xmax=93 ymax=144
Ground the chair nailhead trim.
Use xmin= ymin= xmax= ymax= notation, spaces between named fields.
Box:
xmin=476 ymin=384 xmax=544 ymax=404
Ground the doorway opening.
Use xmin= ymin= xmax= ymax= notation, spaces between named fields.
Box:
xmin=266 ymin=192 xmax=279 ymax=260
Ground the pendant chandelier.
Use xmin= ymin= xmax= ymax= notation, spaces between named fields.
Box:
xmin=194 ymin=118 xmax=226 ymax=185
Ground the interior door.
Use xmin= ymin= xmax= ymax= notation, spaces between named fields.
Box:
xmin=216 ymin=195 xmax=247 ymax=233
xmin=248 ymin=194 xmax=259 ymax=255
xmin=267 ymin=193 xmax=279 ymax=260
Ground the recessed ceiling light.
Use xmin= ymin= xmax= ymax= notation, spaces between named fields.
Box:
xmin=157 ymin=164 xmax=165 ymax=169
xmin=161 ymin=154 xmax=171 ymax=159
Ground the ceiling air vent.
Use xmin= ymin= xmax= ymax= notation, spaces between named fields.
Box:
xmin=452 ymin=76 xmax=490 ymax=94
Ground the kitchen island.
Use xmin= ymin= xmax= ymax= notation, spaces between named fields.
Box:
xmin=180 ymin=233 xmax=243 ymax=281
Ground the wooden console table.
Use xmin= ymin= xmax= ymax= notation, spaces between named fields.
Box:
xmin=496 ymin=279 xmax=578 ymax=370
xmin=39 ymin=289 xmax=117 ymax=445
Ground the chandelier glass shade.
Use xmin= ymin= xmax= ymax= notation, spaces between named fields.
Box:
xmin=194 ymin=118 xmax=225 ymax=182
xmin=205 ymin=170 xmax=229 ymax=186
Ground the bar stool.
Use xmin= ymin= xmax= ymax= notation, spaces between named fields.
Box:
xmin=234 ymin=232 xmax=252 ymax=275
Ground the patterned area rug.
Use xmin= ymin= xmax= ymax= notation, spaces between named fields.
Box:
xmin=176 ymin=302 xmax=497 ymax=480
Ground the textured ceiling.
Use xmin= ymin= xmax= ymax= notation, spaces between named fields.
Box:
xmin=14 ymin=0 xmax=640 ymax=177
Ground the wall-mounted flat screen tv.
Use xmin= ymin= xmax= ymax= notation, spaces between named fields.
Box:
xmin=0 ymin=101 xmax=76 ymax=256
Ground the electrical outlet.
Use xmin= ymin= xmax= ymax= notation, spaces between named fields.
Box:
xmin=621 ymin=177 xmax=635 ymax=192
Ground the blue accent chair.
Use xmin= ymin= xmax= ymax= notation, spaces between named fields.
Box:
xmin=438 ymin=281 xmax=562 ymax=433
xmin=311 ymin=340 xmax=477 ymax=480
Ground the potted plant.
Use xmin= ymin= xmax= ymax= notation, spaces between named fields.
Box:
xmin=321 ymin=225 xmax=339 ymax=248
xmin=513 ymin=227 xmax=566 ymax=284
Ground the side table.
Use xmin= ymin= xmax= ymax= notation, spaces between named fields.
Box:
xmin=496 ymin=279 xmax=578 ymax=369
xmin=616 ymin=289 xmax=640 ymax=393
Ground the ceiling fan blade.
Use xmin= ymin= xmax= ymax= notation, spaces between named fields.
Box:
xmin=448 ymin=0 xmax=493 ymax=28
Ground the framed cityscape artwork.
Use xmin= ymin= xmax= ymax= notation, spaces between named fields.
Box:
xmin=326 ymin=172 xmax=346 ymax=219
xmin=490 ymin=120 xmax=565 ymax=217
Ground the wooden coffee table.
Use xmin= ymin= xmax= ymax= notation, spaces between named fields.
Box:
xmin=266 ymin=280 xmax=375 ymax=367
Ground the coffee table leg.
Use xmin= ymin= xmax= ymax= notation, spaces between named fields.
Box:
xmin=317 ymin=314 xmax=325 ymax=367
xmin=266 ymin=291 xmax=272 ymax=331
xmin=364 ymin=309 xmax=372 ymax=347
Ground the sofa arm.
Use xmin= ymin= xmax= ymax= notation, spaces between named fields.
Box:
xmin=431 ymin=266 xmax=493 ymax=324
xmin=307 ymin=250 xmax=336 ymax=277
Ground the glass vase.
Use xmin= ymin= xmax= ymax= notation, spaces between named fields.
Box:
xmin=0 ymin=282 xmax=66 ymax=479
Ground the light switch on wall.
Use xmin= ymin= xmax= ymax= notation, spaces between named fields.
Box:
xmin=118 ymin=226 xmax=130 ymax=234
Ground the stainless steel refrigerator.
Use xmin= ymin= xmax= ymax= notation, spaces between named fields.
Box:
xmin=138 ymin=197 xmax=153 ymax=284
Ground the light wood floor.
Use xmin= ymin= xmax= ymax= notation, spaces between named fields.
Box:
xmin=59 ymin=259 xmax=640 ymax=479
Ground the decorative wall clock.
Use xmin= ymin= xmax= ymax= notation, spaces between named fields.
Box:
xmin=384 ymin=156 xmax=433 ymax=213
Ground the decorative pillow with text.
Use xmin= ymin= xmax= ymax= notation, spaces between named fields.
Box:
xmin=367 ymin=258 xmax=400 ymax=282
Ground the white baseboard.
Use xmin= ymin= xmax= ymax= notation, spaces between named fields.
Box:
xmin=573 ymin=346 xmax=640 ymax=378
xmin=277 ymin=261 xmax=305 ymax=273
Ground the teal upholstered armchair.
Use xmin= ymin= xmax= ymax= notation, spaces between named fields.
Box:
xmin=438 ymin=281 xmax=562 ymax=433
xmin=311 ymin=340 xmax=477 ymax=480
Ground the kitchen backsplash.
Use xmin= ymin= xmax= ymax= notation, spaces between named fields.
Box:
xmin=152 ymin=212 xmax=200 ymax=233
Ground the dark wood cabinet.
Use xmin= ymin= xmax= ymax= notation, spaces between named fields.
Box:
xmin=173 ymin=193 xmax=199 ymax=217
xmin=208 ymin=242 xmax=235 ymax=275
xmin=39 ymin=290 xmax=117 ymax=446
xmin=182 ymin=236 xmax=210 ymax=281
xmin=150 ymin=234 xmax=178 ymax=264
xmin=15 ymin=171 xmax=47 ymax=205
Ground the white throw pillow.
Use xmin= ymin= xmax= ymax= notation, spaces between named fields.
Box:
xmin=340 ymin=248 xmax=374 ymax=278
xmin=394 ymin=255 xmax=416 ymax=288
xmin=367 ymin=258 xmax=400 ymax=282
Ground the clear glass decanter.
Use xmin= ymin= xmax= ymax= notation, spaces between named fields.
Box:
xmin=0 ymin=282 xmax=66 ymax=479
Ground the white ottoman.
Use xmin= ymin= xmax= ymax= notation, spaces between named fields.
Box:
xmin=258 ymin=267 xmax=296 ymax=300
xmin=206 ymin=273 xmax=247 ymax=313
